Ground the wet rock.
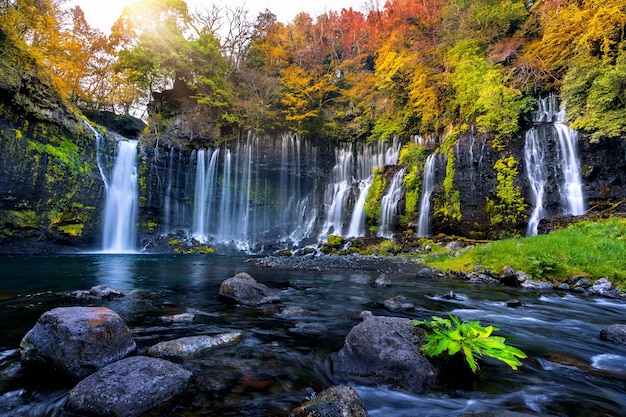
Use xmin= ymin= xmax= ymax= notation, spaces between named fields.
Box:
xmin=289 ymin=322 xmax=329 ymax=335
xmin=331 ymin=311 xmax=438 ymax=393
xmin=289 ymin=385 xmax=370 ymax=417
xmin=374 ymin=273 xmax=392 ymax=287
xmin=600 ymin=324 xmax=626 ymax=346
xmin=218 ymin=274 xmax=280 ymax=306
xmin=64 ymin=356 xmax=192 ymax=417
xmin=381 ymin=295 xmax=415 ymax=312
xmin=161 ymin=312 xmax=195 ymax=322
xmin=20 ymin=307 xmax=135 ymax=380
xmin=69 ymin=285 xmax=124 ymax=299
xmin=507 ymin=299 xmax=523 ymax=308
xmin=573 ymin=277 xmax=592 ymax=290
xmin=441 ymin=290 xmax=460 ymax=300
xmin=276 ymin=306 xmax=309 ymax=319
xmin=520 ymin=279 xmax=553 ymax=291
xmin=589 ymin=278 xmax=619 ymax=298
xmin=147 ymin=332 xmax=244 ymax=361
xmin=499 ymin=266 xmax=518 ymax=286
xmin=416 ymin=266 xmax=434 ymax=278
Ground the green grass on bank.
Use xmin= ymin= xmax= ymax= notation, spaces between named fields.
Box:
xmin=426 ymin=217 xmax=626 ymax=288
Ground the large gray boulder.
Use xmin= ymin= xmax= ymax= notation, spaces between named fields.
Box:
xmin=64 ymin=356 xmax=192 ymax=417
xmin=331 ymin=311 xmax=438 ymax=393
xmin=600 ymin=324 xmax=626 ymax=346
xmin=20 ymin=306 xmax=135 ymax=380
xmin=218 ymin=272 xmax=280 ymax=306
xmin=289 ymin=385 xmax=370 ymax=417
xmin=147 ymin=332 xmax=244 ymax=361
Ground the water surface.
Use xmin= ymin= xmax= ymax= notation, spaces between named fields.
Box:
xmin=1 ymin=254 xmax=625 ymax=416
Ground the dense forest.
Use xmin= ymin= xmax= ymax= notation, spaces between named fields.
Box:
xmin=0 ymin=0 xmax=625 ymax=248
xmin=2 ymin=0 xmax=625 ymax=144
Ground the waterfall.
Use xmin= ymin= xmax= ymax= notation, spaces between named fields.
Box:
xmin=318 ymin=146 xmax=354 ymax=239
xmin=347 ymin=177 xmax=373 ymax=237
xmin=524 ymin=128 xmax=548 ymax=236
xmin=101 ymin=140 xmax=139 ymax=253
xmin=378 ymin=168 xmax=406 ymax=238
xmin=192 ymin=148 xmax=220 ymax=239
xmin=417 ymin=153 xmax=437 ymax=237
xmin=524 ymin=95 xmax=585 ymax=235
xmin=188 ymin=133 xmax=317 ymax=250
xmin=555 ymin=109 xmax=585 ymax=216
xmin=318 ymin=138 xmax=401 ymax=240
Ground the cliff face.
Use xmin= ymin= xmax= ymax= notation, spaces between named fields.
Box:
xmin=0 ymin=29 xmax=103 ymax=252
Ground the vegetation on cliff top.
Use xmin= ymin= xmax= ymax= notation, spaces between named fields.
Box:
xmin=1 ymin=0 xmax=625 ymax=145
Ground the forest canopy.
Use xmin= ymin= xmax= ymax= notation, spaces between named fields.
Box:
xmin=1 ymin=0 xmax=625 ymax=143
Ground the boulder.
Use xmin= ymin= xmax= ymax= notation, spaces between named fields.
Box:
xmin=374 ymin=273 xmax=392 ymax=287
xmin=147 ymin=332 xmax=244 ymax=361
xmin=20 ymin=306 xmax=135 ymax=380
xmin=289 ymin=385 xmax=369 ymax=417
xmin=331 ymin=311 xmax=438 ymax=393
xmin=600 ymin=324 xmax=626 ymax=346
xmin=589 ymin=278 xmax=620 ymax=298
xmin=381 ymin=295 xmax=415 ymax=312
xmin=64 ymin=356 xmax=192 ymax=417
xmin=69 ymin=285 xmax=124 ymax=299
xmin=218 ymin=274 xmax=280 ymax=306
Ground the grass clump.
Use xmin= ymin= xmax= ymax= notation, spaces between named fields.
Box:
xmin=426 ymin=218 xmax=626 ymax=286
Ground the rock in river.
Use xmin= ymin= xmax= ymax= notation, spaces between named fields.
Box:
xmin=600 ymin=324 xmax=626 ymax=346
xmin=218 ymin=273 xmax=280 ymax=306
xmin=289 ymin=385 xmax=370 ymax=417
xmin=20 ymin=306 xmax=135 ymax=380
xmin=331 ymin=311 xmax=438 ymax=393
xmin=147 ymin=332 xmax=245 ymax=361
xmin=64 ymin=355 xmax=192 ymax=417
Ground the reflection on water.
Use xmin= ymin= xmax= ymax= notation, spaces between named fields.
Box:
xmin=0 ymin=254 xmax=625 ymax=416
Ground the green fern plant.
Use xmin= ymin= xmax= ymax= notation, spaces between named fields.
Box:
xmin=411 ymin=314 xmax=526 ymax=373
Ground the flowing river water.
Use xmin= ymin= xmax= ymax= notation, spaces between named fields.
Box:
xmin=1 ymin=254 xmax=625 ymax=416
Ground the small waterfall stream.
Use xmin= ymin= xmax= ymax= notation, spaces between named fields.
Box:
xmin=417 ymin=153 xmax=437 ymax=237
xmin=524 ymin=128 xmax=547 ymax=236
xmin=524 ymin=95 xmax=585 ymax=235
xmin=378 ymin=168 xmax=406 ymax=238
xmin=555 ymin=108 xmax=585 ymax=215
xmin=101 ymin=140 xmax=139 ymax=253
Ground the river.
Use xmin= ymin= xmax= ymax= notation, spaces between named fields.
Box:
xmin=1 ymin=254 xmax=625 ymax=416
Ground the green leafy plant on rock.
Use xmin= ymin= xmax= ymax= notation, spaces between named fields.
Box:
xmin=411 ymin=314 xmax=527 ymax=373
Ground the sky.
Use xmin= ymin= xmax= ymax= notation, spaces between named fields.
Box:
xmin=69 ymin=0 xmax=366 ymax=34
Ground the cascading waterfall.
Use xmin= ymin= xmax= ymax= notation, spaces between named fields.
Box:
xmin=347 ymin=177 xmax=373 ymax=237
xmin=87 ymin=122 xmax=139 ymax=253
xmin=101 ymin=140 xmax=139 ymax=253
xmin=555 ymin=107 xmax=585 ymax=216
xmin=524 ymin=128 xmax=547 ymax=236
xmin=189 ymin=133 xmax=317 ymax=250
xmin=318 ymin=138 xmax=401 ymax=240
xmin=378 ymin=168 xmax=406 ymax=238
xmin=417 ymin=153 xmax=437 ymax=237
xmin=524 ymin=95 xmax=585 ymax=235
